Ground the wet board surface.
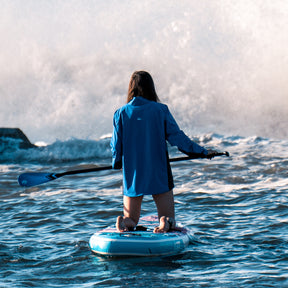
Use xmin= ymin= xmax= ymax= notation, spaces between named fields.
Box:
xmin=89 ymin=215 xmax=190 ymax=257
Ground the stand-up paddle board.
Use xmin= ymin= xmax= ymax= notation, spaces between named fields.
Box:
xmin=89 ymin=215 xmax=190 ymax=257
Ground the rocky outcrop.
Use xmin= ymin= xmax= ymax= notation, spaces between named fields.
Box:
xmin=0 ymin=128 xmax=36 ymax=150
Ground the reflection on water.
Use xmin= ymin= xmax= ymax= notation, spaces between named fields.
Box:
xmin=1 ymin=135 xmax=288 ymax=287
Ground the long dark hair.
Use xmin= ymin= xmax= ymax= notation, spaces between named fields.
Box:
xmin=127 ymin=71 xmax=159 ymax=103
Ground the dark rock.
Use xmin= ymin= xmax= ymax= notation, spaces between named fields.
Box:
xmin=0 ymin=128 xmax=36 ymax=150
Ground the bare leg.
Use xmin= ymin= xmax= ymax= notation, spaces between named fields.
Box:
xmin=152 ymin=190 xmax=176 ymax=233
xmin=152 ymin=190 xmax=175 ymax=219
xmin=116 ymin=195 xmax=143 ymax=232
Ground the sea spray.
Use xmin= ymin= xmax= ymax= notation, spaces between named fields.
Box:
xmin=0 ymin=0 xmax=287 ymax=143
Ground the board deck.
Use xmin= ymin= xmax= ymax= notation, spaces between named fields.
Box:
xmin=89 ymin=215 xmax=190 ymax=257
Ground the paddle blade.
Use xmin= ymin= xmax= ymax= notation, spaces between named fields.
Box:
xmin=18 ymin=173 xmax=58 ymax=187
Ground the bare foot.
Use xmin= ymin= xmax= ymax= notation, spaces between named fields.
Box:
xmin=116 ymin=216 xmax=126 ymax=232
xmin=153 ymin=216 xmax=175 ymax=233
xmin=116 ymin=216 xmax=136 ymax=232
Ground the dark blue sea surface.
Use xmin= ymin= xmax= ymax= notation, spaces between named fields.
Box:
xmin=1 ymin=134 xmax=287 ymax=287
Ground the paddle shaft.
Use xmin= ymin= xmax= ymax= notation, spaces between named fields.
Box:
xmin=56 ymin=151 xmax=229 ymax=177
xmin=18 ymin=151 xmax=229 ymax=187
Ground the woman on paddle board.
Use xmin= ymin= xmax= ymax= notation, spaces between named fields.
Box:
xmin=111 ymin=71 xmax=216 ymax=233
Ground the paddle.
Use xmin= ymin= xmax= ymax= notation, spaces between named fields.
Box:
xmin=18 ymin=151 xmax=229 ymax=187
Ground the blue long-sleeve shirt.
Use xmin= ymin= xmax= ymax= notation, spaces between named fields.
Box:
xmin=111 ymin=96 xmax=207 ymax=197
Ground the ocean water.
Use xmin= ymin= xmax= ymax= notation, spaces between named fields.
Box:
xmin=1 ymin=0 xmax=288 ymax=287
xmin=1 ymin=134 xmax=288 ymax=287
